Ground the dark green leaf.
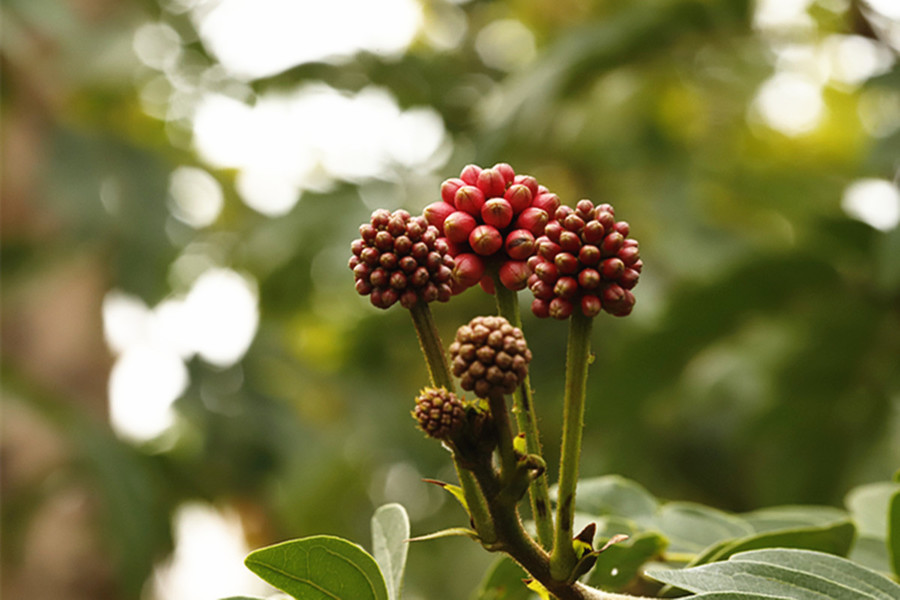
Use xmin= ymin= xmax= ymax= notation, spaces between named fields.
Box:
xmin=653 ymin=502 xmax=753 ymax=554
xmin=245 ymin=535 xmax=388 ymax=600
xmin=569 ymin=476 xmax=659 ymax=523
xmin=889 ymin=489 xmax=900 ymax=578
xmin=586 ymin=531 xmax=668 ymax=591
xmin=371 ymin=503 xmax=409 ymax=600
xmin=474 ymin=556 xmax=533 ymax=600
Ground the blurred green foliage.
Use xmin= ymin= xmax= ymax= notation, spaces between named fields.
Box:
xmin=2 ymin=0 xmax=899 ymax=599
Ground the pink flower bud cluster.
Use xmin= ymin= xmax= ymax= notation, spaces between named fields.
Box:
xmin=424 ymin=163 xmax=560 ymax=294
xmin=350 ymin=209 xmax=455 ymax=309
xmin=528 ymin=200 xmax=641 ymax=319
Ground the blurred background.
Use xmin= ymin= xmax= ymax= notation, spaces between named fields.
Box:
xmin=2 ymin=0 xmax=899 ymax=599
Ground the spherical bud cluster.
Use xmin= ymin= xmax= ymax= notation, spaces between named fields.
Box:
xmin=413 ymin=387 xmax=466 ymax=440
xmin=528 ymin=200 xmax=642 ymax=319
xmin=423 ymin=163 xmax=561 ymax=294
xmin=349 ymin=209 xmax=455 ymax=309
xmin=449 ymin=316 xmax=532 ymax=398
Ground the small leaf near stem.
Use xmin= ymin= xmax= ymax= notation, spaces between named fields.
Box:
xmin=492 ymin=271 xmax=555 ymax=550
xmin=551 ymin=310 xmax=594 ymax=581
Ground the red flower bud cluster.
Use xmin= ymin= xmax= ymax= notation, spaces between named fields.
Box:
xmin=350 ymin=209 xmax=455 ymax=309
xmin=528 ymin=200 xmax=641 ymax=319
xmin=424 ymin=163 xmax=561 ymax=294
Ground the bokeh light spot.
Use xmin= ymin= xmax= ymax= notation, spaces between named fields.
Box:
xmin=842 ymin=178 xmax=900 ymax=231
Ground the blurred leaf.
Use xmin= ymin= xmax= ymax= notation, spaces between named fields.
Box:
xmin=846 ymin=483 xmax=900 ymax=539
xmin=245 ymin=536 xmax=388 ymax=600
xmin=648 ymin=548 xmax=900 ymax=598
xmin=586 ymin=531 xmax=667 ymax=591
xmin=474 ymin=556 xmax=533 ymax=600
xmin=889 ymin=489 xmax=900 ymax=578
xmin=652 ymin=502 xmax=752 ymax=555
xmin=569 ymin=475 xmax=659 ymax=523
xmin=741 ymin=505 xmax=851 ymax=533
xmin=371 ymin=503 xmax=410 ymax=600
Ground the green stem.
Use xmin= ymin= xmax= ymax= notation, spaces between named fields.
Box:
xmin=488 ymin=393 xmax=518 ymax=483
xmin=550 ymin=310 xmax=594 ymax=581
xmin=408 ymin=301 xmax=495 ymax=544
xmin=493 ymin=277 xmax=555 ymax=550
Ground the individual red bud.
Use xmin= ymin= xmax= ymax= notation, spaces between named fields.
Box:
xmin=620 ymin=268 xmax=640 ymax=289
xmin=482 ymin=198 xmax=514 ymax=229
xmin=614 ymin=221 xmax=630 ymax=237
xmin=531 ymin=298 xmax=550 ymax=318
xmin=538 ymin=238 xmax=561 ymax=260
xmin=477 ymin=168 xmax=507 ymax=199
xmin=581 ymin=294 xmax=602 ymax=317
xmin=601 ymin=231 xmax=625 ymax=256
xmin=480 ymin=275 xmax=495 ymax=294
xmin=453 ymin=253 xmax=485 ymax=288
xmin=582 ymin=220 xmax=606 ymax=244
xmin=529 ymin=278 xmax=555 ymax=300
xmin=499 ymin=260 xmax=531 ymax=291
xmin=505 ymin=229 xmax=536 ymax=260
xmin=564 ymin=214 xmax=585 ymax=233
xmin=559 ymin=230 xmax=582 ymax=253
xmin=579 ymin=244 xmax=601 ymax=266
xmin=544 ymin=221 xmax=563 ymax=243
xmin=469 ymin=225 xmax=503 ymax=256
xmin=454 ymin=185 xmax=486 ymax=215
xmin=504 ymin=184 xmax=533 ymax=214
xmin=601 ymin=257 xmax=625 ymax=280
xmin=513 ymin=174 xmax=539 ymax=197
xmin=578 ymin=268 xmax=601 ymax=290
xmin=400 ymin=289 xmax=419 ymax=308
xmin=534 ymin=259 xmax=558 ymax=284
xmin=441 ymin=178 xmax=466 ymax=205
xmin=553 ymin=276 xmax=579 ymax=299
xmin=444 ymin=211 xmax=478 ymax=243
xmin=576 ymin=199 xmax=595 ymax=217
xmin=493 ymin=162 xmax=516 ymax=186
xmin=532 ymin=192 xmax=560 ymax=214
xmin=514 ymin=207 xmax=549 ymax=235
xmin=375 ymin=230 xmax=394 ymax=251
xmin=459 ymin=164 xmax=482 ymax=185
xmin=549 ymin=297 xmax=573 ymax=320
xmin=554 ymin=252 xmax=579 ymax=274
xmin=424 ymin=201 xmax=456 ymax=231
xmin=618 ymin=244 xmax=640 ymax=266
xmin=595 ymin=210 xmax=615 ymax=232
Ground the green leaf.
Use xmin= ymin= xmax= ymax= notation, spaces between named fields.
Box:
xmin=741 ymin=505 xmax=850 ymax=533
xmin=407 ymin=527 xmax=480 ymax=543
xmin=846 ymin=482 xmax=900 ymax=538
xmin=219 ymin=597 xmax=269 ymax=600
xmin=648 ymin=548 xmax=900 ymax=599
xmin=569 ymin=475 xmax=659 ymax=523
xmin=586 ymin=531 xmax=668 ymax=591
xmin=686 ymin=594 xmax=792 ymax=599
xmin=371 ymin=504 xmax=409 ymax=600
xmin=653 ymin=502 xmax=753 ymax=554
xmin=688 ymin=515 xmax=855 ymax=567
xmin=245 ymin=535 xmax=389 ymax=600
xmin=889 ymin=489 xmax=900 ymax=578
xmin=474 ymin=556 xmax=533 ymax=600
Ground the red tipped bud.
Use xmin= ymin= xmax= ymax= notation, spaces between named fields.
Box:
xmin=534 ymin=259 xmax=558 ymax=284
xmin=531 ymin=298 xmax=550 ymax=318
xmin=554 ymin=276 xmax=579 ymax=299
xmin=529 ymin=278 xmax=555 ymax=300
xmin=579 ymin=244 xmax=601 ymax=266
xmin=479 ymin=275 xmax=495 ymax=294
xmin=559 ymin=230 xmax=582 ymax=253
xmin=454 ymin=185 xmax=486 ymax=215
xmin=444 ymin=211 xmax=478 ymax=243
xmin=538 ymin=239 xmax=561 ymax=260
xmin=533 ymin=192 xmax=560 ymax=214
xmin=469 ymin=225 xmax=503 ymax=256
xmin=424 ymin=201 xmax=456 ymax=231
xmin=493 ymin=162 xmax=516 ymax=185
xmin=375 ymin=230 xmax=394 ymax=251
xmin=582 ymin=220 xmax=606 ymax=244
xmin=618 ymin=244 xmax=640 ymax=266
xmin=441 ymin=178 xmax=466 ymax=205
xmin=601 ymin=257 xmax=625 ymax=280
xmin=578 ymin=268 xmax=601 ymax=290
xmin=620 ymin=268 xmax=640 ymax=289
xmin=554 ymin=252 xmax=579 ymax=274
xmin=601 ymin=231 xmax=625 ymax=256
xmin=505 ymin=229 xmax=536 ymax=260
xmin=596 ymin=210 xmax=615 ymax=232
xmin=459 ymin=164 xmax=482 ymax=185
xmin=576 ymin=199 xmax=595 ymax=216
xmin=614 ymin=221 xmax=630 ymax=237
xmin=549 ymin=297 xmax=573 ymax=320
xmin=482 ymin=198 xmax=514 ymax=229
xmin=453 ymin=253 xmax=485 ymax=288
xmin=581 ymin=294 xmax=602 ymax=317
xmin=477 ymin=168 xmax=507 ymax=198
xmin=514 ymin=207 xmax=549 ymax=235
xmin=564 ymin=214 xmax=585 ymax=232
xmin=504 ymin=184 xmax=533 ymax=214
xmin=513 ymin=174 xmax=539 ymax=197
xmin=499 ymin=260 xmax=531 ymax=291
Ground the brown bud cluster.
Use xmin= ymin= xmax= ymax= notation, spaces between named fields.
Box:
xmin=424 ymin=163 xmax=561 ymax=294
xmin=528 ymin=200 xmax=641 ymax=319
xmin=449 ymin=316 xmax=532 ymax=398
xmin=349 ymin=209 xmax=455 ymax=309
xmin=412 ymin=387 xmax=466 ymax=440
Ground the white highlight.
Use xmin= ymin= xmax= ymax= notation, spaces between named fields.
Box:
xmin=753 ymin=72 xmax=824 ymax=136
xmin=475 ymin=19 xmax=537 ymax=71
xmin=842 ymin=178 xmax=900 ymax=231
xmin=168 ymin=166 xmax=224 ymax=228
xmin=193 ymin=0 xmax=422 ymax=79
xmin=151 ymin=503 xmax=270 ymax=600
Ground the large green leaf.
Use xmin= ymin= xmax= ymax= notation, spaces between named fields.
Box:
xmin=845 ymin=482 xmax=900 ymax=575
xmin=371 ymin=503 xmax=409 ymax=600
xmin=648 ymin=548 xmax=900 ymax=599
xmin=652 ymin=502 xmax=753 ymax=554
xmin=569 ymin=475 xmax=659 ymax=524
xmin=245 ymin=536 xmax=388 ymax=600
xmin=586 ymin=530 xmax=667 ymax=591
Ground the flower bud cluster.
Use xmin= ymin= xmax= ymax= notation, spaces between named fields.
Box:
xmin=449 ymin=316 xmax=532 ymax=398
xmin=413 ymin=387 xmax=466 ymax=440
xmin=424 ymin=163 xmax=561 ymax=293
xmin=350 ymin=209 xmax=455 ymax=309
xmin=528 ymin=200 xmax=641 ymax=319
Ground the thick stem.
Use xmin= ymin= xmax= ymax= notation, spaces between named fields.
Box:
xmin=408 ymin=301 xmax=495 ymax=543
xmin=492 ymin=276 xmax=555 ymax=550
xmin=550 ymin=310 xmax=594 ymax=581
xmin=488 ymin=393 xmax=518 ymax=483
